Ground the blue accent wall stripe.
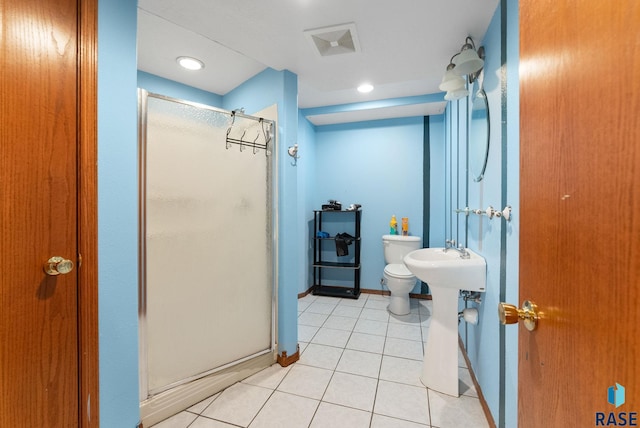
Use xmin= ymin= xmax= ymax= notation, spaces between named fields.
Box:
xmin=423 ymin=116 xmax=430 ymax=248
xmin=423 ymin=116 xmax=431 ymax=294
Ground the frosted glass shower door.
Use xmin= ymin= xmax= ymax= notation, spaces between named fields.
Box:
xmin=141 ymin=94 xmax=274 ymax=395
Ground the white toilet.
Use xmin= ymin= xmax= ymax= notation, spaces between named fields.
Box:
xmin=382 ymin=235 xmax=422 ymax=315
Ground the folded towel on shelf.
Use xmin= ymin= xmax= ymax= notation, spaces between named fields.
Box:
xmin=335 ymin=232 xmax=355 ymax=256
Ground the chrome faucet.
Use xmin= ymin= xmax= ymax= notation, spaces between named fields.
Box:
xmin=443 ymin=239 xmax=471 ymax=259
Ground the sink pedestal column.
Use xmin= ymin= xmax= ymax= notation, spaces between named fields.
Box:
xmin=420 ymin=285 xmax=460 ymax=397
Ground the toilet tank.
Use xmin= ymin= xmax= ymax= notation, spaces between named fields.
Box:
xmin=382 ymin=235 xmax=422 ymax=264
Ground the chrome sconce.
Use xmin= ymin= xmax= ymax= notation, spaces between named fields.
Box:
xmin=439 ymin=37 xmax=485 ymax=101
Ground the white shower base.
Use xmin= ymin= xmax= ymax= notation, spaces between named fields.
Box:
xmin=140 ymin=351 xmax=276 ymax=427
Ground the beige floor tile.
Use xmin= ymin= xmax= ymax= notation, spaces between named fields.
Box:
xmin=310 ymin=402 xmax=371 ymax=428
xmin=299 ymin=343 xmax=344 ymax=370
xmin=336 ymin=349 xmax=382 ymax=378
xmin=276 ymin=364 xmax=333 ymax=400
xmin=248 ymin=391 xmax=318 ymax=428
xmin=323 ymin=372 xmax=378 ymax=412
xmin=373 ymin=380 xmax=430 ymax=425
xmin=201 ymin=383 xmax=272 ymax=427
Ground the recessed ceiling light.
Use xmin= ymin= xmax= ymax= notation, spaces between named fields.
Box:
xmin=357 ymin=83 xmax=374 ymax=93
xmin=177 ymin=56 xmax=205 ymax=71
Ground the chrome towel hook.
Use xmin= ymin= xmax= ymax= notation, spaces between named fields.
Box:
xmin=288 ymin=144 xmax=300 ymax=166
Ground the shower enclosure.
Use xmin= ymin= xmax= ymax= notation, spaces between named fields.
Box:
xmin=138 ymin=91 xmax=277 ymax=425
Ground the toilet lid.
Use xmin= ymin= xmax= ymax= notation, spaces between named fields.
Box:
xmin=384 ymin=263 xmax=414 ymax=278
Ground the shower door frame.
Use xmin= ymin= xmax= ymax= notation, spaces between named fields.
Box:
xmin=137 ymin=90 xmax=278 ymax=425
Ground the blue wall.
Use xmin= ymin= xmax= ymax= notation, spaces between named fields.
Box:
xmin=460 ymin=4 xmax=503 ymax=422
xmin=429 ymin=115 xmax=447 ymax=248
xmin=97 ymin=0 xmax=140 ymax=426
xmin=446 ymin=2 xmax=519 ymax=427
xmin=297 ymin=114 xmax=318 ymax=294
xmin=313 ymin=118 xmax=425 ymax=293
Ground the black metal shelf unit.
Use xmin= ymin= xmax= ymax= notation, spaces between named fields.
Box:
xmin=312 ymin=209 xmax=361 ymax=299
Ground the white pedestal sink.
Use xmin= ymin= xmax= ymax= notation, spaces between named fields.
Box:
xmin=403 ymin=247 xmax=486 ymax=396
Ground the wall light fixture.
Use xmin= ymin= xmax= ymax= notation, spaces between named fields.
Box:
xmin=439 ymin=62 xmax=468 ymax=100
xmin=453 ymin=37 xmax=485 ymax=78
xmin=440 ymin=37 xmax=485 ymax=101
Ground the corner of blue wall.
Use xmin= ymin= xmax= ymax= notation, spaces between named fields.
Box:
xmin=224 ymin=68 xmax=300 ymax=358
xmin=297 ymin=113 xmax=317 ymax=294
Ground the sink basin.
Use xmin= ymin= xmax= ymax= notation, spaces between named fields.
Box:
xmin=403 ymin=247 xmax=486 ymax=292
xmin=403 ymin=247 xmax=486 ymax=397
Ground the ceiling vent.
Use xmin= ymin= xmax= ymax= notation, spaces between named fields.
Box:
xmin=304 ymin=23 xmax=361 ymax=57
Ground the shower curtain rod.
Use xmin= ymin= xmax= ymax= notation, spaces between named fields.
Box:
xmin=147 ymin=92 xmax=271 ymax=124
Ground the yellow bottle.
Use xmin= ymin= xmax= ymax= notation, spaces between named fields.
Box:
xmin=401 ymin=217 xmax=409 ymax=236
xmin=390 ymin=215 xmax=398 ymax=235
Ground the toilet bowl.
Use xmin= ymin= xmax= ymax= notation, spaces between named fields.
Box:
xmin=382 ymin=235 xmax=422 ymax=316
xmin=383 ymin=264 xmax=418 ymax=315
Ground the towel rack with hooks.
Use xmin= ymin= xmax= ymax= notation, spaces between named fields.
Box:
xmin=455 ymin=205 xmax=512 ymax=221
xmin=225 ymin=112 xmax=273 ymax=155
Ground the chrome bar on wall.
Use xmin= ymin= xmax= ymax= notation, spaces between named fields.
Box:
xmin=454 ymin=205 xmax=512 ymax=221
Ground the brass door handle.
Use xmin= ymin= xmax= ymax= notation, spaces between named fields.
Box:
xmin=498 ymin=300 xmax=539 ymax=331
xmin=44 ymin=256 xmax=74 ymax=276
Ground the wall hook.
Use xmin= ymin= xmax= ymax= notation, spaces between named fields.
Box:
xmin=288 ymin=144 xmax=300 ymax=166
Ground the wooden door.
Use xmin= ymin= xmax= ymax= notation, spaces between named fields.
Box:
xmin=0 ymin=0 xmax=98 ymax=426
xmin=519 ymin=1 xmax=639 ymax=426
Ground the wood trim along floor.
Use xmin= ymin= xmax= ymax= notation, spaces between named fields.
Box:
xmin=277 ymin=344 xmax=300 ymax=367
xmin=298 ymin=286 xmax=432 ymax=301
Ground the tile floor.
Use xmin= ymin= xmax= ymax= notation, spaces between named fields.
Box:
xmin=152 ymin=293 xmax=490 ymax=428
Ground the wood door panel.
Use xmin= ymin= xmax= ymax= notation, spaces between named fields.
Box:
xmin=1 ymin=0 xmax=79 ymax=426
xmin=519 ymin=1 xmax=640 ymax=426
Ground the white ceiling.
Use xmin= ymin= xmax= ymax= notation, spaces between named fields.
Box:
xmin=137 ymin=0 xmax=499 ymax=124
